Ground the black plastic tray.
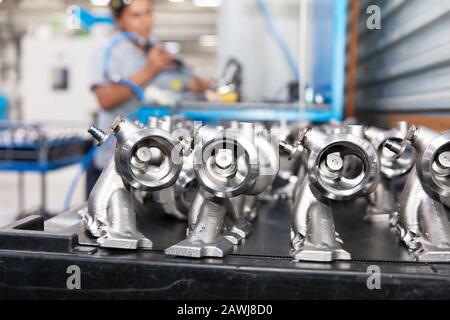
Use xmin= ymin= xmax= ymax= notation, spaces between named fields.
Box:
xmin=0 ymin=200 xmax=449 ymax=299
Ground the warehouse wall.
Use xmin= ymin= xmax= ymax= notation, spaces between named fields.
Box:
xmin=352 ymin=0 xmax=450 ymax=129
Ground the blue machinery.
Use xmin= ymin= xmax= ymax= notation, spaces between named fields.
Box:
xmin=131 ymin=0 xmax=348 ymax=124
xmin=132 ymin=102 xmax=335 ymax=124
xmin=331 ymin=0 xmax=348 ymax=122
xmin=0 ymin=94 xmax=8 ymax=120
xmin=74 ymin=0 xmax=348 ymax=123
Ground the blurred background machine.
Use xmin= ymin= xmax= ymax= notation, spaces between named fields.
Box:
xmin=0 ymin=121 xmax=92 ymax=217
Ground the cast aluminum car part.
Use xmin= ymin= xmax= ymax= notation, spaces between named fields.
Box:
xmin=364 ymin=122 xmax=416 ymax=223
xmin=144 ymin=152 xmax=197 ymax=220
xmin=274 ymin=123 xmax=308 ymax=201
xmin=281 ymin=125 xmax=380 ymax=262
xmin=136 ymin=117 xmax=196 ymax=220
xmin=165 ymin=123 xmax=279 ymax=258
xmin=385 ymin=126 xmax=450 ymax=262
xmin=80 ymin=117 xmax=183 ymax=249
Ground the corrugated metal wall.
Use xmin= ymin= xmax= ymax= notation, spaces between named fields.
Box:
xmin=354 ymin=0 xmax=450 ymax=114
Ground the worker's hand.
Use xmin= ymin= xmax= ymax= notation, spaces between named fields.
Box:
xmin=146 ymin=46 xmax=176 ymax=75
xmin=187 ymin=77 xmax=213 ymax=94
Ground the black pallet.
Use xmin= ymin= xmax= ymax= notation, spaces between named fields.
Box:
xmin=0 ymin=200 xmax=450 ymax=299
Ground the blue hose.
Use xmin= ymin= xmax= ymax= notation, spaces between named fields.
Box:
xmin=63 ymin=145 xmax=99 ymax=212
xmin=256 ymin=0 xmax=301 ymax=81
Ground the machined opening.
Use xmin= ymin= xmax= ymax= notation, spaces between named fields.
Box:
xmin=316 ymin=142 xmax=372 ymax=197
xmin=129 ymin=136 xmax=181 ymax=189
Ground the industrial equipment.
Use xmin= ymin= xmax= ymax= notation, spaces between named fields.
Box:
xmin=1 ymin=117 xmax=450 ymax=299
xmin=2 ymin=115 xmax=448 ymax=267
xmin=280 ymin=125 xmax=380 ymax=262
xmin=83 ymin=116 xmax=279 ymax=257
xmin=385 ymin=125 xmax=450 ymax=262
xmin=364 ymin=122 xmax=416 ymax=223
xmin=0 ymin=124 xmax=91 ymax=162
xmin=165 ymin=122 xmax=279 ymax=258
xmin=140 ymin=117 xmax=196 ymax=221
xmin=74 ymin=117 xmax=450 ymax=263
xmin=81 ymin=117 xmax=183 ymax=249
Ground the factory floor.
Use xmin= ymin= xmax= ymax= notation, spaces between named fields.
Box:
xmin=0 ymin=167 xmax=85 ymax=226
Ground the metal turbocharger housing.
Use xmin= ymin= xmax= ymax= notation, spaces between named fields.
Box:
xmin=138 ymin=117 xmax=196 ymax=220
xmin=147 ymin=152 xmax=198 ymax=220
xmin=364 ymin=124 xmax=416 ymax=223
xmin=193 ymin=125 xmax=259 ymax=198
xmin=283 ymin=126 xmax=380 ymax=262
xmin=113 ymin=118 xmax=183 ymax=192
xmin=193 ymin=122 xmax=278 ymax=203
xmin=415 ymin=130 xmax=450 ymax=198
xmin=302 ymin=127 xmax=379 ymax=201
xmin=393 ymin=126 xmax=450 ymax=261
xmin=165 ymin=123 xmax=279 ymax=258
xmin=81 ymin=117 xmax=183 ymax=250
xmin=365 ymin=124 xmax=416 ymax=179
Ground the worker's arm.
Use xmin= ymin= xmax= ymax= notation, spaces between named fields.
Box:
xmin=93 ymin=67 xmax=157 ymax=111
xmin=93 ymin=46 xmax=175 ymax=111
xmin=187 ymin=77 xmax=213 ymax=94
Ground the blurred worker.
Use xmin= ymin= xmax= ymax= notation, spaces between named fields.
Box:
xmin=87 ymin=0 xmax=211 ymax=197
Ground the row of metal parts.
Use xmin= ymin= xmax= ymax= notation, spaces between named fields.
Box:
xmin=80 ymin=117 xmax=450 ymax=262
xmin=0 ymin=126 xmax=89 ymax=148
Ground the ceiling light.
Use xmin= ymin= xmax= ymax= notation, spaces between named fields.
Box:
xmin=90 ymin=0 xmax=111 ymax=6
xmin=193 ymin=0 xmax=223 ymax=8
xmin=199 ymin=34 xmax=218 ymax=47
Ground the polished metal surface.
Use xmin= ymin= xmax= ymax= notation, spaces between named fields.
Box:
xmin=81 ymin=117 xmax=450 ymax=263
xmin=80 ymin=159 xmax=153 ymax=249
xmin=391 ymin=126 xmax=450 ymax=261
xmin=166 ymin=123 xmax=279 ymax=258
xmin=113 ymin=118 xmax=183 ymax=192
xmin=302 ymin=128 xmax=379 ymax=201
xmin=83 ymin=117 xmax=183 ymax=249
xmin=364 ymin=123 xmax=416 ymax=222
xmin=291 ymin=176 xmax=351 ymax=262
xmin=193 ymin=125 xmax=260 ymax=198
xmin=282 ymin=126 xmax=380 ymax=262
